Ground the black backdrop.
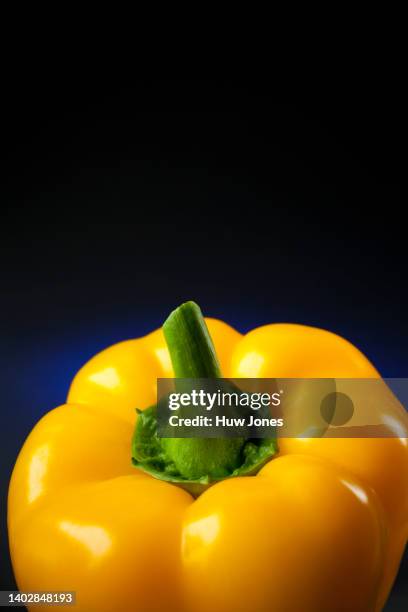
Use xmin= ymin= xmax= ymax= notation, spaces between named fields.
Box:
xmin=2 ymin=81 xmax=407 ymax=609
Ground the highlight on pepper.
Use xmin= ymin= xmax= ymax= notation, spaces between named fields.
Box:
xmin=7 ymin=301 xmax=408 ymax=612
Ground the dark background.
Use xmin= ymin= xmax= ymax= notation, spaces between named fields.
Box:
xmin=1 ymin=81 xmax=407 ymax=608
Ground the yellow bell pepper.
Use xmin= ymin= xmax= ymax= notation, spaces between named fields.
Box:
xmin=8 ymin=302 xmax=408 ymax=612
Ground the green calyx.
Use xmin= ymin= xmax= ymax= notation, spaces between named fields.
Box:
xmin=131 ymin=301 xmax=278 ymax=496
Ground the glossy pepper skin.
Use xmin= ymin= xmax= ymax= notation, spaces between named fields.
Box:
xmin=8 ymin=319 xmax=408 ymax=612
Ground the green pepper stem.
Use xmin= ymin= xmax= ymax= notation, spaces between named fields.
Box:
xmin=163 ymin=301 xmax=222 ymax=378
xmin=131 ymin=301 xmax=278 ymax=495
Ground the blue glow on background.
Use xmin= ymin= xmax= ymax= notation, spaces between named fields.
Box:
xmin=5 ymin=308 xmax=406 ymax=430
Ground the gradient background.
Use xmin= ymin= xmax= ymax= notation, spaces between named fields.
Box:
xmin=1 ymin=81 xmax=407 ymax=608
